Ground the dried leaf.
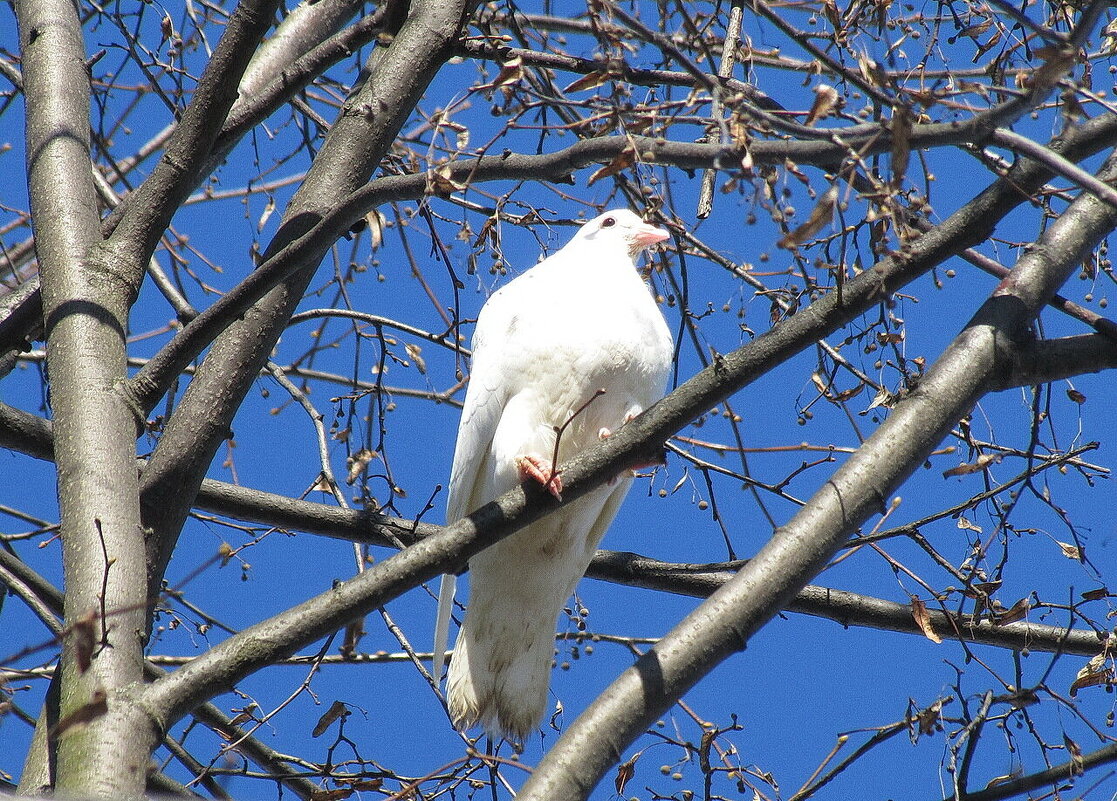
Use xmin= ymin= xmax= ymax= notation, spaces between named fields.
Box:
xmin=257 ymin=196 xmax=276 ymax=233
xmin=615 ymin=756 xmax=638 ymax=795
xmin=483 ymin=55 xmax=523 ymax=89
xmin=1081 ymin=587 xmax=1111 ymax=601
xmin=910 ymin=596 xmax=943 ymax=643
xmin=912 ymin=698 xmax=944 ymax=736
xmin=429 ymin=165 xmax=466 ymax=195
xmin=777 ymin=185 xmax=838 ymax=249
xmin=365 ymin=210 xmax=385 ymax=250
xmin=1064 ymin=733 xmax=1084 ymax=775
xmin=228 ymin=703 xmax=259 ymax=727
xmin=1056 ymin=540 xmax=1082 ymax=560
xmin=942 ymin=453 xmax=996 ymax=477
xmin=340 ymin=618 xmax=364 ymax=658
xmin=346 ymin=448 xmax=378 ymax=485
xmin=1067 ymin=388 xmax=1086 ymax=404
xmin=310 ymin=788 xmax=354 ymax=801
xmin=405 ymin=342 xmax=426 ymax=374
xmin=956 ymin=516 xmax=982 ymax=534
xmin=1027 ymin=45 xmax=1076 ymax=93
xmin=565 ymin=70 xmax=611 ymax=93
xmin=1070 ymin=653 xmax=1112 ymax=697
xmin=804 ymin=84 xmax=839 ymax=125
xmin=865 ymin=386 xmax=895 ymax=410
xmin=994 ymin=598 xmax=1030 ymax=626
xmin=50 ymin=690 xmax=108 ymax=739
xmin=587 ymin=144 xmax=636 ymax=186
xmin=313 ymin=701 xmax=350 ymax=738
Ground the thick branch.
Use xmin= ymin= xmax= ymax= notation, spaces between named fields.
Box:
xmin=15 ymin=0 xmax=150 ymax=793
xmin=515 ymin=152 xmax=1117 ymax=801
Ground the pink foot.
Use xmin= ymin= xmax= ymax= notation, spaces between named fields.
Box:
xmin=517 ymin=454 xmax=563 ymax=500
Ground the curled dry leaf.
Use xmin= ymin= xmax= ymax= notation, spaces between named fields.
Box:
xmin=942 ymin=452 xmax=997 ymax=477
xmin=993 ymin=597 xmax=1030 ymax=626
xmin=365 ymin=209 xmax=385 ymax=250
xmin=910 ymin=596 xmax=943 ymax=644
xmin=1027 ymin=45 xmax=1076 ymax=93
xmin=804 ymin=84 xmax=839 ymax=125
xmin=911 ymin=698 xmax=945 ymax=737
xmin=313 ymin=701 xmax=350 ymax=738
xmin=614 ymin=755 xmax=638 ymax=795
xmin=777 ymin=185 xmax=838 ymax=249
xmin=405 ymin=342 xmax=426 ymax=374
xmin=1067 ymin=388 xmax=1086 ymax=404
xmin=346 ymin=448 xmax=378 ymax=485
xmin=428 ymin=165 xmax=467 ymax=196
xmin=481 ymin=55 xmax=523 ymax=90
xmin=956 ymin=516 xmax=982 ymax=534
xmin=1057 ymin=540 xmax=1083 ymax=560
xmin=564 ymin=70 xmax=611 ymax=93
xmin=587 ymin=144 xmax=636 ymax=186
xmin=310 ymin=788 xmax=354 ymax=801
xmin=890 ymin=108 xmax=912 ymax=188
xmin=1069 ymin=653 xmax=1113 ymax=696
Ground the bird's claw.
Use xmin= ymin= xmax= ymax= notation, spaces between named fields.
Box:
xmin=518 ymin=454 xmax=563 ymax=500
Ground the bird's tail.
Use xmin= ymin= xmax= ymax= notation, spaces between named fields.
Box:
xmin=432 ymin=573 xmax=456 ymax=682
xmin=445 ymin=596 xmax=556 ymax=743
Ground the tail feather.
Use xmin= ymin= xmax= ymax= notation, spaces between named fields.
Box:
xmin=432 ymin=573 xmax=456 ymax=682
xmin=446 ymin=598 xmax=554 ymax=742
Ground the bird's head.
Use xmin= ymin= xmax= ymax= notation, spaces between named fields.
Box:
xmin=572 ymin=209 xmax=670 ymax=258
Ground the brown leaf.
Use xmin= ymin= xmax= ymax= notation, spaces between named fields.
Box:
xmin=804 ymin=84 xmax=839 ymax=125
xmin=942 ymin=453 xmax=996 ymax=477
xmin=1063 ymin=733 xmax=1085 ymax=775
xmin=310 ymin=788 xmax=354 ymax=801
xmin=1067 ymin=388 xmax=1086 ymax=404
xmin=346 ymin=449 xmax=378 ymax=485
xmin=910 ymin=596 xmax=943 ymax=643
xmin=1069 ymin=653 xmax=1113 ymax=696
xmin=405 ymin=342 xmax=426 ymax=374
xmin=1027 ymin=45 xmax=1076 ymax=93
xmin=482 ymin=55 xmax=523 ymax=89
xmin=429 ymin=165 xmax=466 ymax=196
xmin=587 ymin=144 xmax=636 ymax=186
xmin=313 ymin=701 xmax=350 ymax=738
xmin=615 ymin=755 xmax=638 ymax=795
xmin=1081 ymin=587 xmax=1111 ymax=601
xmin=50 ymin=690 xmax=107 ymax=739
xmin=993 ymin=598 xmax=1030 ymax=626
xmin=777 ymin=185 xmax=838 ymax=249
xmin=365 ymin=210 xmax=385 ymax=250
xmin=956 ymin=516 xmax=982 ymax=534
xmin=1056 ymin=540 xmax=1083 ymax=560
xmin=565 ymin=70 xmax=611 ymax=93
xmin=912 ymin=698 xmax=945 ymax=736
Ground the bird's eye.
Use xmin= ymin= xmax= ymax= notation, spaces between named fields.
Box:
xmin=601 ymin=216 xmax=616 ymax=228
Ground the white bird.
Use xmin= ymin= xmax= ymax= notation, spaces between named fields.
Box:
xmin=433 ymin=209 xmax=674 ymax=742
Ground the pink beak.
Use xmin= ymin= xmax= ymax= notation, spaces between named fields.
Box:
xmin=631 ymin=222 xmax=670 ymax=250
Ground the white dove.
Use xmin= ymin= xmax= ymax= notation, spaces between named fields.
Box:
xmin=433 ymin=208 xmax=674 ymax=742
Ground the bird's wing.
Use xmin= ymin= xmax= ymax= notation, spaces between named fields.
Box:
xmin=433 ymin=289 xmax=517 ymax=681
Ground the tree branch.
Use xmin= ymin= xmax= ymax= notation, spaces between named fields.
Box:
xmin=515 ymin=151 xmax=1117 ymax=801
